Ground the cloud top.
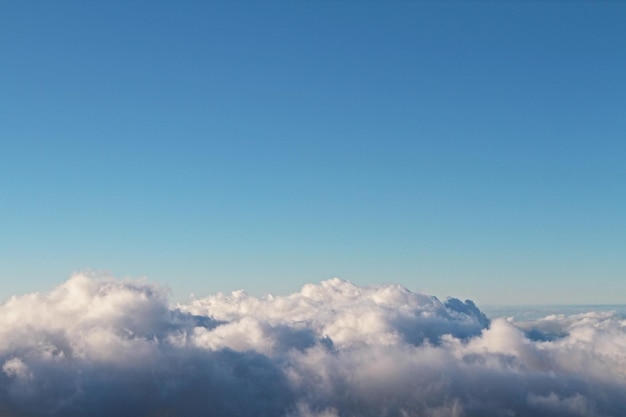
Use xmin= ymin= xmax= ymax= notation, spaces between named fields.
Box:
xmin=0 ymin=273 xmax=624 ymax=416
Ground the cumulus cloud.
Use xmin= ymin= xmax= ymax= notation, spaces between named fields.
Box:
xmin=0 ymin=273 xmax=624 ymax=416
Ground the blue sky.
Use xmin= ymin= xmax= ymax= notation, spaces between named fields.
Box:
xmin=1 ymin=1 xmax=625 ymax=305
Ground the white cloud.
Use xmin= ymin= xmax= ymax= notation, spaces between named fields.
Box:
xmin=0 ymin=272 xmax=624 ymax=416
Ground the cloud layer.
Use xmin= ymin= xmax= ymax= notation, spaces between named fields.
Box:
xmin=0 ymin=273 xmax=624 ymax=416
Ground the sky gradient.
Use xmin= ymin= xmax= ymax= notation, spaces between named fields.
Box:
xmin=1 ymin=1 xmax=625 ymax=304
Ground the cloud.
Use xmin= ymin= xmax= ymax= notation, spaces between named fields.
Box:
xmin=0 ymin=273 xmax=624 ymax=416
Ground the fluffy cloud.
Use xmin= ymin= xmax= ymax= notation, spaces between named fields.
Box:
xmin=0 ymin=273 xmax=624 ymax=416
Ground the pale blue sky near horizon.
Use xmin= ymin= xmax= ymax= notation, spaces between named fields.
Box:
xmin=1 ymin=1 xmax=625 ymax=305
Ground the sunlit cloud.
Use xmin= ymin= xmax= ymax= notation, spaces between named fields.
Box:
xmin=0 ymin=273 xmax=624 ymax=416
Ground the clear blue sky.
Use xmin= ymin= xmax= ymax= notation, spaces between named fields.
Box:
xmin=1 ymin=1 xmax=625 ymax=305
